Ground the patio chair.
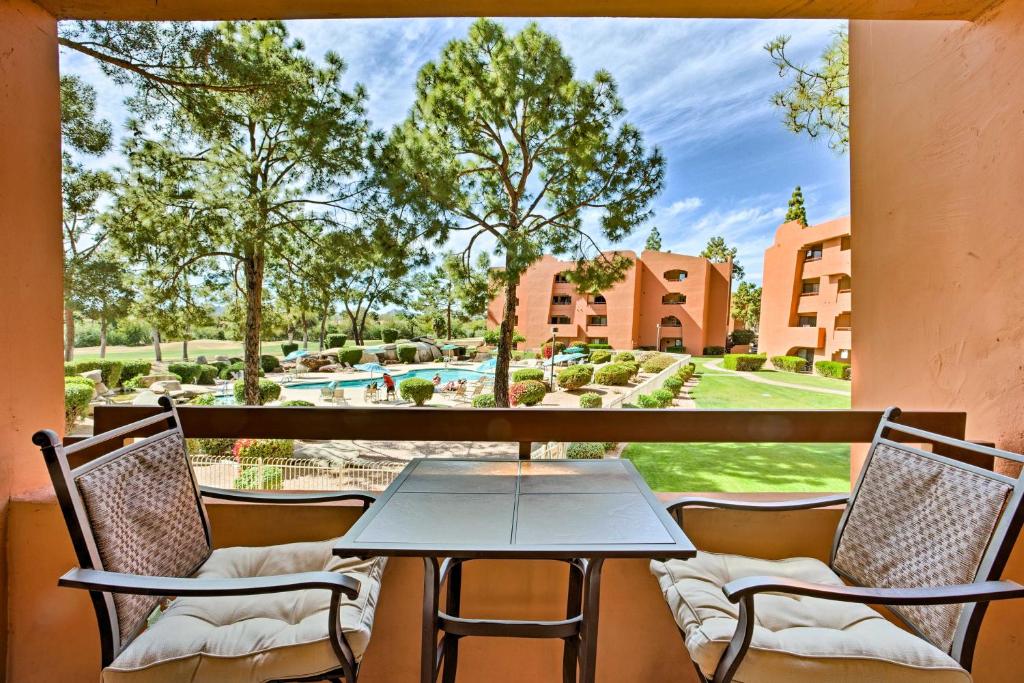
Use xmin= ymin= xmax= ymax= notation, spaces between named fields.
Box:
xmin=332 ymin=388 xmax=348 ymax=406
xmin=34 ymin=396 xmax=386 ymax=683
xmin=320 ymin=387 xmax=334 ymax=402
xmin=363 ymin=383 xmax=378 ymax=403
xmin=652 ymin=407 xmax=1024 ymax=683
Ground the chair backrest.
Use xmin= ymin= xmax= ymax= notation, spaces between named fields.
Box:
xmin=830 ymin=407 xmax=1024 ymax=669
xmin=34 ymin=397 xmax=212 ymax=666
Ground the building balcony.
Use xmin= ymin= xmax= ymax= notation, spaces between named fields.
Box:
xmin=833 ymin=328 xmax=852 ymax=349
xmin=796 ymin=293 xmax=820 ymax=314
xmin=783 ymin=325 xmax=827 ymax=349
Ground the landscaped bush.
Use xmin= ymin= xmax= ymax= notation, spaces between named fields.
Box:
xmin=589 ymin=349 xmax=611 ymax=364
xmin=723 ymin=354 xmax=767 ymax=371
xmin=472 ymin=393 xmax=496 ymax=408
xmin=579 ymin=392 xmax=602 ymax=408
xmin=397 ymin=345 xmax=418 ymax=363
xmin=233 ymin=438 xmax=294 ymax=460
xmin=340 ymin=347 xmax=364 ymax=366
xmin=512 ymin=368 xmax=545 ymax=382
xmin=210 ymin=360 xmax=229 ymax=373
xmin=663 ymin=375 xmax=683 ymax=396
xmin=587 ymin=343 xmax=612 ymax=350
xmin=641 ymin=354 xmax=678 ymax=373
xmin=594 ymin=363 xmax=632 ymax=386
xmin=281 ymin=399 xmax=315 ymax=406
xmin=229 ymin=356 xmax=243 ymax=363
xmin=635 ymin=394 xmax=661 ymax=409
xmin=815 ymin=360 xmax=852 ymax=380
xmin=633 ymin=350 xmax=658 ymax=365
xmin=196 ymin=364 xmax=219 ymax=385
xmin=71 ymin=359 xmax=123 ymax=387
xmin=771 ymin=355 xmax=809 ymax=373
xmin=187 ymin=437 xmax=235 ymax=456
xmin=260 ymin=354 xmax=281 ymax=373
xmin=566 ymin=442 xmax=605 ymax=459
xmin=64 ymin=382 xmax=93 ymax=429
xmin=541 ymin=340 xmax=566 ymax=359
xmin=326 ymin=333 xmax=347 ymax=349
xmin=510 ymin=380 xmax=547 ymax=406
xmin=703 ymin=346 xmax=726 ymax=356
xmin=233 ymin=466 xmax=283 ymax=491
xmin=621 ymin=360 xmax=640 ymax=379
xmin=651 ymin=388 xmax=675 ymax=408
xmin=381 ymin=328 xmax=399 ymax=343
xmin=168 ymin=362 xmax=202 ymax=384
xmin=557 ymin=364 xmax=594 ymax=390
xmin=613 ymin=351 xmax=635 ymax=363
xmin=400 ymin=378 xmax=435 ymax=406
xmin=119 ymin=360 xmax=152 ymax=386
xmin=64 ymin=362 xmax=76 ymax=377
xmin=64 ymin=375 xmax=96 ymax=388
xmin=729 ymin=329 xmax=756 ymax=346
xmin=664 ymin=346 xmax=686 ymax=354
xmin=233 ymin=378 xmax=282 ymax=405
xmin=281 ymin=342 xmax=299 ymax=356
xmin=189 ymin=393 xmax=217 ymax=406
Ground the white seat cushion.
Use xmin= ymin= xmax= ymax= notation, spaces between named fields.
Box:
xmin=104 ymin=538 xmax=387 ymax=683
xmin=651 ymin=552 xmax=970 ymax=683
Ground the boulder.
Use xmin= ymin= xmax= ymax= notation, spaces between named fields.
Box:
xmin=215 ymin=355 xmax=231 ymax=363
xmin=150 ymin=380 xmax=182 ymax=394
xmin=196 ymin=355 xmax=209 ymax=365
xmin=301 ymin=356 xmax=334 ymax=372
xmin=93 ymin=382 xmax=109 ymax=398
xmin=131 ymin=390 xmax=160 ymax=406
xmin=317 ymin=364 xmax=342 ymax=373
xmin=79 ymin=369 xmax=103 ymax=384
xmin=137 ymin=373 xmax=180 ymax=388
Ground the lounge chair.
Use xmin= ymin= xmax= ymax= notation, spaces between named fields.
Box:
xmin=333 ymin=388 xmax=348 ymax=405
xmin=320 ymin=387 xmax=333 ymax=402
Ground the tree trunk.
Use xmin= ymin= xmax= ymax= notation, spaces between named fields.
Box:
xmin=64 ymin=307 xmax=75 ymax=362
xmin=152 ymin=327 xmax=162 ymax=362
xmin=182 ymin=338 xmax=189 ymax=360
xmin=446 ymin=302 xmax=453 ymax=340
xmin=242 ymin=251 xmax=265 ymax=405
xmin=99 ymin=317 xmax=107 ymax=359
xmin=301 ymin=309 xmax=309 ymax=350
xmin=493 ymin=278 xmax=518 ymax=407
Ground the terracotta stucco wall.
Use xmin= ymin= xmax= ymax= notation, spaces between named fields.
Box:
xmin=0 ymin=1 xmax=63 ymax=678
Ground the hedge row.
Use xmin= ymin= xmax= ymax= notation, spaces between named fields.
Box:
xmin=326 ymin=333 xmax=347 ymax=349
xmin=472 ymin=393 xmax=496 ymax=408
xmin=815 ymin=360 xmax=851 ymax=380
xmin=703 ymin=346 xmax=726 ymax=356
xmin=65 ymin=359 xmax=123 ymax=387
xmin=771 ymin=355 xmax=808 ymax=373
xmin=566 ymin=442 xmax=605 ymax=459
xmin=636 ymin=388 xmax=674 ymax=408
xmin=723 ymin=354 xmax=767 ymax=371
xmin=281 ymin=342 xmax=299 ymax=356
xmin=589 ymin=350 xmax=611 ymax=364
xmin=641 ymin=353 xmax=678 ymax=373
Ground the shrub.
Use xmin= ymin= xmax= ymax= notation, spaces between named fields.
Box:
xmin=472 ymin=393 xmax=496 ymax=408
xmin=72 ymin=360 xmax=123 ymax=387
xmin=729 ymin=329 xmax=756 ymax=346
xmin=594 ymin=363 xmax=632 ymax=386
xmin=566 ymin=442 xmax=605 ymax=459
xmin=397 ymin=345 xmax=418 ymax=363
xmin=621 ymin=360 xmax=640 ymax=379
xmin=326 ymin=333 xmax=347 ymax=349
xmin=587 ymin=343 xmax=612 ymax=350
xmin=210 ymin=360 xmax=229 ymax=372
xmin=557 ymin=364 xmax=594 ymax=390
xmin=613 ymin=351 xmax=635 ymax=363
xmin=168 ymin=362 xmax=202 ymax=384
xmin=635 ymin=394 xmax=661 ymax=409
xmin=399 ymin=377 xmax=435 ymax=406
xmin=340 ymin=347 xmax=364 ymax=366
xmin=723 ymin=354 xmax=768 ymax=371
xmin=511 ymin=351 xmax=525 ymax=361
xmin=512 ymin=368 xmax=545 ymax=382
xmin=233 ymin=466 xmax=283 ymax=491
xmin=189 ymin=393 xmax=217 ymax=406
xmin=589 ymin=349 xmax=611 ymax=364
xmin=651 ymin=388 xmax=675 ymax=408
xmin=510 ymin=380 xmax=546 ymax=406
xmin=703 ymin=346 xmax=726 ymax=356
xmin=64 ymin=362 xmax=76 ymax=377
xmin=119 ymin=360 xmax=152 ymax=386
xmin=233 ymin=438 xmax=294 ymax=460
xmin=281 ymin=399 xmax=315 ymax=406
xmin=381 ymin=328 xmax=399 ymax=343
xmin=664 ymin=346 xmax=686 ymax=354
xmin=641 ymin=354 xmax=677 ymax=373
xmin=483 ymin=328 xmax=525 ymax=345
xmin=541 ymin=340 xmax=566 ymax=359
xmin=233 ymin=378 xmax=282 ymax=405
xmin=260 ymin=354 xmax=281 ymax=373
xmin=196 ymin=364 xmax=219 ymax=385
xmin=771 ymin=355 xmax=809 ymax=373
xmin=281 ymin=342 xmax=299 ymax=356
xmin=579 ymin=392 xmax=602 ymax=408
xmin=64 ymin=382 xmax=93 ymax=429
xmin=815 ymin=360 xmax=852 ymax=380
xmin=64 ymin=375 xmax=96 ymax=388
xmin=633 ymin=350 xmax=658 ymax=364
xmin=663 ymin=375 xmax=683 ymax=396
xmin=187 ymin=437 xmax=235 ymax=456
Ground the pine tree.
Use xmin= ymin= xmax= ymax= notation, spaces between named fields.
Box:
xmin=785 ymin=186 xmax=809 ymax=226
xmin=645 ymin=227 xmax=663 ymax=251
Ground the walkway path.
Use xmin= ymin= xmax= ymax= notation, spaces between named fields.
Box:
xmin=704 ymin=359 xmax=851 ymax=397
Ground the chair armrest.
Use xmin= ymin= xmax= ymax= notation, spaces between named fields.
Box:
xmin=666 ymin=494 xmax=849 ymax=516
xmin=200 ymin=486 xmax=377 ymax=506
xmin=59 ymin=567 xmax=361 ymax=600
xmin=723 ymin=575 xmax=1024 ymax=606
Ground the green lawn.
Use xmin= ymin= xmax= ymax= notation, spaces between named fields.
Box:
xmin=623 ymin=356 xmax=851 ymax=492
xmin=70 ymin=338 xmax=385 ymax=363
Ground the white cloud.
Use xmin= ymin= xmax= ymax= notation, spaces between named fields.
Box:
xmin=663 ymin=197 xmax=703 ymax=217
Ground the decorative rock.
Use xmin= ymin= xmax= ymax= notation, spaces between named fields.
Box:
xmin=137 ymin=373 xmax=180 ymax=389
xmin=80 ymin=369 xmax=103 ymax=384
xmin=131 ymin=390 xmax=160 ymax=406
xmin=215 ymin=355 xmax=231 ymax=362
xmin=93 ymin=382 xmax=109 ymax=397
xmin=317 ymin=364 xmax=342 ymax=373
xmin=301 ymin=356 xmax=333 ymax=372
xmin=150 ymin=380 xmax=182 ymax=394
xmin=195 ymin=355 xmax=209 ymax=365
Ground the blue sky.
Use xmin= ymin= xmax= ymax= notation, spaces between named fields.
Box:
xmin=61 ymin=18 xmax=849 ymax=285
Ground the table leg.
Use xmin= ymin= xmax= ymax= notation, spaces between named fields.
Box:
xmin=441 ymin=560 xmax=463 ymax=683
xmin=422 ymin=557 xmax=441 ymax=683
xmin=578 ymin=558 xmax=605 ymax=683
xmin=563 ymin=559 xmax=584 ymax=683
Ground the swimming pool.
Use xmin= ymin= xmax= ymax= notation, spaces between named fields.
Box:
xmin=289 ymin=368 xmax=491 ymax=392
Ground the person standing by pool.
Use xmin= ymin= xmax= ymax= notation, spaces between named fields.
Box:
xmin=383 ymin=373 xmax=396 ymax=401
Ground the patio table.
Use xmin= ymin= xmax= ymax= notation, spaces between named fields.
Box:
xmin=333 ymin=458 xmax=696 ymax=683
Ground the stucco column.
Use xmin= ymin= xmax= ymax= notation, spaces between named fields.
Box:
xmin=0 ymin=0 xmax=63 ymax=675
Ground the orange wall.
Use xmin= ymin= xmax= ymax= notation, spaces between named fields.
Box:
xmin=0 ymin=1 xmax=64 ymax=678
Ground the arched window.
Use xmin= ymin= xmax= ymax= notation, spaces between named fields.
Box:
xmin=660 ymin=316 xmax=682 ymax=327
xmin=590 ymin=293 xmax=607 ymax=304
xmin=663 ymin=269 xmax=688 ymax=281
xmin=662 ymin=293 xmax=687 ymax=305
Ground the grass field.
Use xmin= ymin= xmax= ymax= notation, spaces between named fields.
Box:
xmin=623 ymin=356 xmax=852 ymax=492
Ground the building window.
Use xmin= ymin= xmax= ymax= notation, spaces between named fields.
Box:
xmin=588 ymin=337 xmax=608 ymax=345
xmin=838 ymin=275 xmax=851 ymax=292
xmin=798 ymin=315 xmax=818 ymax=328
xmin=662 ymin=293 xmax=687 ymax=305
xmin=836 ymin=312 xmax=852 ymax=330
xmin=792 ymin=348 xmax=815 ymax=363
xmin=550 ymin=315 xmax=571 ymax=325
xmin=663 ymin=269 xmax=688 ymax=281
xmin=588 ymin=315 xmax=608 ymax=326
xmin=801 ymin=279 xmax=820 ymax=295
xmin=841 ymin=236 xmax=851 ymax=251
xmin=804 ymin=244 xmax=823 ymax=261
xmin=552 ymin=295 xmax=572 ymax=305
xmin=554 ymin=272 xmax=570 ymax=283
xmin=590 ymin=293 xmax=606 ymax=304
xmin=660 ymin=315 xmax=682 ymax=327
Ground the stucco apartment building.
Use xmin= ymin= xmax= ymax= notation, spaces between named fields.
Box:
xmin=487 ymin=251 xmax=732 ymax=352
xmin=758 ymin=216 xmax=852 ymax=365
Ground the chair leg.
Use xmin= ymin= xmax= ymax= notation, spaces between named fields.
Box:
xmin=563 ymin=560 xmax=584 ymax=683
xmin=422 ymin=557 xmax=441 ymax=683
xmin=441 ymin=561 xmax=463 ymax=683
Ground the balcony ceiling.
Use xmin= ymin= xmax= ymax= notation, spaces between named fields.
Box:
xmin=45 ymin=0 xmax=987 ymax=21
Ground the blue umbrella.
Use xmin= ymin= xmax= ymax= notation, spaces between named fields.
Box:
xmin=354 ymin=362 xmax=388 ymax=377
xmin=283 ymin=349 xmax=309 ymax=361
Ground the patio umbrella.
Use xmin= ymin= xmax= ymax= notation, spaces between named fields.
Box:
xmin=283 ymin=349 xmax=309 ymax=362
xmin=354 ymin=362 xmax=388 ymax=378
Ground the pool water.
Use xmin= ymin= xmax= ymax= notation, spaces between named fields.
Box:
xmin=290 ymin=368 xmax=490 ymax=392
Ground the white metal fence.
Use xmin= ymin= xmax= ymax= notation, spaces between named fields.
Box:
xmin=191 ymin=455 xmax=405 ymax=492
